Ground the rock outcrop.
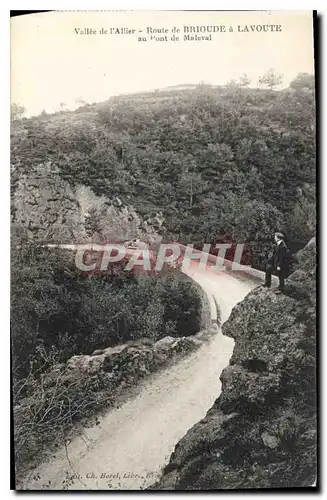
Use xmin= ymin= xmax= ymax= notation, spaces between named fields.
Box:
xmin=11 ymin=162 xmax=161 ymax=244
xmin=63 ymin=333 xmax=206 ymax=380
xmin=153 ymin=239 xmax=316 ymax=489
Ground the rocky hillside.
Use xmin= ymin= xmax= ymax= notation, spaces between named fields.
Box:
xmin=11 ymin=161 xmax=162 ymax=245
xmin=12 ymin=77 xmax=316 ymax=268
xmin=153 ymin=238 xmax=316 ymax=489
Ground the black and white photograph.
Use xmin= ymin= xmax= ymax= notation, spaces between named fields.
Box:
xmin=10 ymin=9 xmax=317 ymax=490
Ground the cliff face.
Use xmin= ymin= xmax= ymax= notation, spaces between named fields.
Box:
xmin=154 ymin=239 xmax=316 ymax=490
xmin=11 ymin=162 xmax=160 ymax=244
xmin=12 ymin=163 xmax=87 ymax=242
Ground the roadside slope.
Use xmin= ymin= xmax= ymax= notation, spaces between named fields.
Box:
xmin=154 ymin=240 xmax=317 ymax=490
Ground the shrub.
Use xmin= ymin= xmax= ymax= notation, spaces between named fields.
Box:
xmin=11 ymin=242 xmax=204 ymax=379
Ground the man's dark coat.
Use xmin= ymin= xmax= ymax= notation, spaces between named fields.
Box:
xmin=273 ymin=240 xmax=288 ymax=269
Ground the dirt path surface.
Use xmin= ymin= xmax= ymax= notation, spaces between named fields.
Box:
xmin=22 ymin=263 xmax=257 ymax=490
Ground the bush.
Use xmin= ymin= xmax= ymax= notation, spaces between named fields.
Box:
xmin=11 ymin=242 xmax=204 ymax=379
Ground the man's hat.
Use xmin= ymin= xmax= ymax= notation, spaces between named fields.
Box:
xmin=274 ymin=232 xmax=285 ymax=239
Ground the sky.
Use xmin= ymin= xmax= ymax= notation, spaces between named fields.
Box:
xmin=11 ymin=10 xmax=315 ymax=117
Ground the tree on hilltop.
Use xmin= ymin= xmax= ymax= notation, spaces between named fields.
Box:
xmin=239 ymin=73 xmax=251 ymax=87
xmin=258 ymin=69 xmax=283 ymax=90
xmin=290 ymin=72 xmax=315 ymax=91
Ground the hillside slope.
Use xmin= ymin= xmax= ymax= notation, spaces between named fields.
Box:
xmin=11 ymin=80 xmax=316 ymax=267
xmin=153 ymin=238 xmax=316 ymax=489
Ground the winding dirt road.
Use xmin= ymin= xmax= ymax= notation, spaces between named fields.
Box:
xmin=22 ymin=262 xmax=257 ymax=490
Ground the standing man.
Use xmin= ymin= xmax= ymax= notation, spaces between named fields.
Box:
xmin=263 ymin=232 xmax=289 ymax=294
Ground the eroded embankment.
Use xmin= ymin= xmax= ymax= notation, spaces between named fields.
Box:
xmin=20 ymin=262 xmax=255 ymax=490
xmin=154 ymin=241 xmax=317 ymax=490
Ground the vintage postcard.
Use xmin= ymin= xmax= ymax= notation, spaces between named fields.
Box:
xmin=11 ymin=10 xmax=317 ymax=490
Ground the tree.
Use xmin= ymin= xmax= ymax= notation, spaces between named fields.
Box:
xmin=289 ymin=198 xmax=316 ymax=241
xmin=11 ymin=103 xmax=26 ymax=122
xmin=239 ymin=73 xmax=251 ymax=87
xmin=75 ymin=97 xmax=87 ymax=106
xmin=58 ymin=102 xmax=67 ymax=112
xmin=258 ymin=69 xmax=283 ymax=90
xmin=290 ymin=73 xmax=315 ymax=91
xmin=234 ymin=200 xmax=285 ymax=269
xmin=226 ymin=79 xmax=239 ymax=88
